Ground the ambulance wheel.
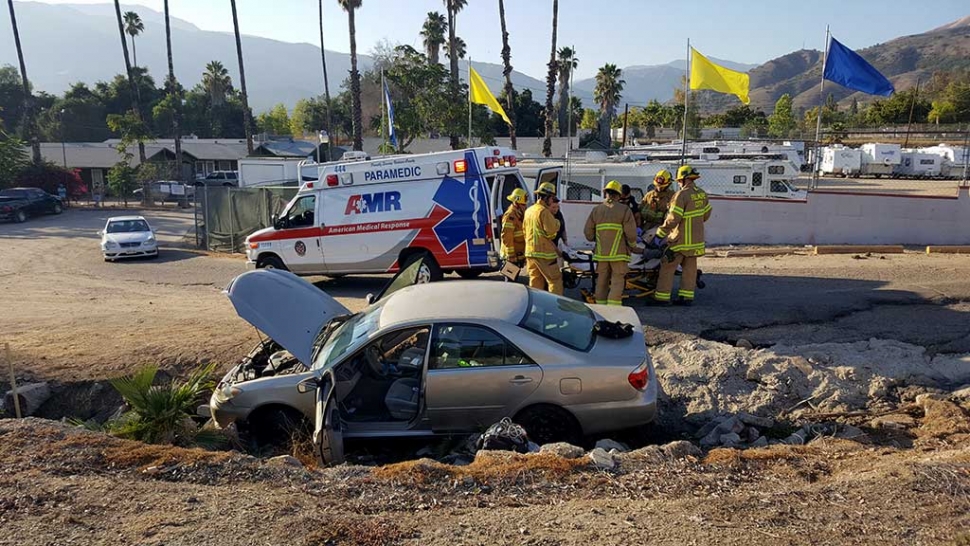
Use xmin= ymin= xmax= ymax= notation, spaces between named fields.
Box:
xmin=403 ymin=252 xmax=442 ymax=284
xmin=456 ymin=269 xmax=482 ymax=279
xmin=258 ymin=255 xmax=287 ymax=271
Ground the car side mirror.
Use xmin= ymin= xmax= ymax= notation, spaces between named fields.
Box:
xmin=296 ymin=376 xmax=319 ymax=394
xmin=272 ymin=213 xmax=283 ymax=230
xmin=365 ymin=293 xmax=376 ymax=305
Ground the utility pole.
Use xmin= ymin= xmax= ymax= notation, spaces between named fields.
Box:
xmin=903 ymin=76 xmax=920 ymax=149
xmin=621 ymin=103 xmax=629 ymax=148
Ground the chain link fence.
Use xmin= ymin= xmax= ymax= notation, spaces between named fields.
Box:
xmin=194 ymin=185 xmax=298 ymax=253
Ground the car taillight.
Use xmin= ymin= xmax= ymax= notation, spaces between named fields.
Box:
xmin=628 ymin=360 xmax=650 ymax=391
xmin=506 ymin=155 xmax=517 ymax=167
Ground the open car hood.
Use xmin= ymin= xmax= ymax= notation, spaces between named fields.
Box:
xmin=225 ymin=269 xmax=350 ymax=366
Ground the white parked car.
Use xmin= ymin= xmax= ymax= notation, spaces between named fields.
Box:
xmin=99 ymin=216 xmax=159 ymax=261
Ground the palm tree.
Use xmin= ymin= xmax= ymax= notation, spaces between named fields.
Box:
xmin=594 ymin=63 xmax=624 ymax=147
xmin=202 ymin=61 xmax=232 ymax=106
xmin=123 ymin=11 xmax=144 ymax=68
xmin=6 ymin=0 xmax=40 ymax=163
xmin=556 ymin=46 xmax=578 ymax=137
xmin=319 ymin=0 xmax=333 ymax=160
xmin=113 ymin=0 xmax=147 ymax=165
xmin=420 ymin=12 xmax=447 ymax=65
xmin=230 ymin=0 xmax=254 ymax=155
xmin=163 ymin=0 xmax=183 ymax=182
xmin=541 ymin=0 xmax=558 ymax=157
xmin=338 ymin=0 xmax=363 ymax=151
xmin=498 ymin=0 xmax=516 ymax=149
xmin=443 ymin=0 xmax=467 ymax=149
xmin=444 ymin=36 xmax=466 ymax=61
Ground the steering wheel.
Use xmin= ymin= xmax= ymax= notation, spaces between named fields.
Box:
xmin=365 ymin=345 xmax=387 ymax=378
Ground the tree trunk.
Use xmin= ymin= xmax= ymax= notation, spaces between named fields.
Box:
xmin=558 ymin=75 xmax=569 ymax=137
xmin=447 ymin=4 xmax=460 ymax=150
xmin=319 ymin=0 xmax=333 ymax=160
xmin=498 ymin=0 xmax=516 ymax=150
xmin=164 ymin=0 xmax=183 ymax=183
xmin=132 ymin=36 xmax=137 ymax=68
xmin=8 ymin=0 xmax=41 ymax=164
xmin=230 ymin=0 xmax=254 ymax=155
xmin=114 ymin=0 xmax=149 ymax=205
xmin=542 ymin=0 xmax=558 ymax=158
xmin=347 ymin=7 xmax=362 ymax=151
xmin=600 ymin=111 xmax=611 ymax=147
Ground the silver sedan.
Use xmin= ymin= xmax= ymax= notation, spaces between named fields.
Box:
xmin=212 ymin=262 xmax=657 ymax=462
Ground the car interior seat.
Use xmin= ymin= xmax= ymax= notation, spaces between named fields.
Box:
xmin=384 ymin=377 xmax=420 ymax=420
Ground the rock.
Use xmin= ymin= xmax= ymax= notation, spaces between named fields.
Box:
xmin=659 ymin=440 xmax=702 ymax=460
xmin=748 ymin=436 xmax=769 ymax=448
xmin=622 ymin=445 xmax=664 ymax=463
xmin=693 ymin=416 xmax=726 ymax=439
xmin=950 ymin=385 xmax=970 ymax=401
xmin=540 ymin=442 xmax=584 ymax=459
xmin=700 ymin=416 xmax=743 ymax=448
xmin=782 ymin=426 xmax=810 ymax=445
xmin=587 ymin=447 xmax=615 ymax=470
xmin=719 ymin=432 xmax=742 ymax=447
xmin=743 ymin=426 xmax=761 ymax=443
xmin=267 ymin=455 xmax=303 ymax=468
xmin=835 ymin=424 xmax=868 ymax=442
xmin=738 ymin=412 xmax=775 ymax=429
xmin=594 ymin=439 xmax=630 ymax=453
xmin=415 ymin=446 xmax=435 ymax=458
xmin=4 ymin=382 xmax=51 ymax=416
xmin=869 ymin=414 xmax=916 ymax=430
xmin=736 ymin=339 xmax=754 ymax=350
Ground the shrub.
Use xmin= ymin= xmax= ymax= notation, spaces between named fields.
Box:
xmin=13 ymin=161 xmax=88 ymax=198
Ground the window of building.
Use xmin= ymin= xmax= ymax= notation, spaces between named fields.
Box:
xmin=752 ymin=172 xmax=763 ymax=187
xmin=733 ymin=175 xmax=747 ymax=184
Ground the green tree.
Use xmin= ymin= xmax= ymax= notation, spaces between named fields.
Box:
xmin=107 ymin=110 xmax=150 ymax=205
xmin=556 ymin=46 xmax=578 ymax=137
xmin=123 ymin=11 xmax=144 ymax=68
xmin=579 ymin=107 xmax=598 ymax=130
xmin=865 ymin=89 xmax=930 ymax=125
xmin=0 ymin=129 xmax=28 ymax=186
xmin=338 ymin=0 xmax=364 ymax=151
xmin=107 ymin=161 xmax=136 ymax=206
xmin=928 ymin=100 xmax=955 ymax=125
xmin=594 ymin=64 xmax=623 ymax=146
xmin=443 ymin=36 xmax=466 ymax=61
xmin=202 ymin=61 xmax=232 ymax=106
xmin=768 ymin=93 xmax=797 ymax=138
xmin=256 ymin=103 xmax=291 ymax=135
xmin=541 ymin=0 xmax=558 ymax=157
xmin=382 ymin=45 xmax=452 ymax=150
xmin=420 ymin=12 xmax=447 ymax=65
xmin=443 ymin=0 xmax=467 ymax=149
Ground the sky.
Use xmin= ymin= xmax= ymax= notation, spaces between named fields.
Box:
xmin=27 ymin=0 xmax=970 ymax=80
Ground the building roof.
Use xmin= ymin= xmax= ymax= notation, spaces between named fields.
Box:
xmin=255 ymin=139 xmax=317 ymax=158
xmin=379 ymin=281 xmax=529 ymax=328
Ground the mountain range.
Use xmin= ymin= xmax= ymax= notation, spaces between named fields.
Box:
xmin=1 ymin=2 xmax=968 ymax=114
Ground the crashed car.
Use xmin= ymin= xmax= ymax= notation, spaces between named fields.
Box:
xmin=210 ymin=258 xmax=658 ymax=461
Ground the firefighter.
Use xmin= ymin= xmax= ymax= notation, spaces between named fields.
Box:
xmin=501 ymin=188 xmax=528 ymax=267
xmin=651 ymin=165 xmax=711 ymax=306
xmin=640 ymin=169 xmax=675 ymax=230
xmin=524 ymin=181 xmax=563 ymax=295
xmin=583 ymin=180 xmax=639 ymax=306
xmin=619 ymin=184 xmax=642 ymax=227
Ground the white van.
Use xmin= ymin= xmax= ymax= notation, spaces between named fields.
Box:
xmin=244 ymin=147 xmax=556 ymax=279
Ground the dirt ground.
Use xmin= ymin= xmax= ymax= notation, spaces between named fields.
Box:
xmin=2 ymin=207 xmax=970 ymax=545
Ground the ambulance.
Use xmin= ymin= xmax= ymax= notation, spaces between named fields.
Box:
xmin=244 ymin=147 xmax=561 ymax=280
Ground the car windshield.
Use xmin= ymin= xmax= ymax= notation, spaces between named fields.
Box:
xmin=312 ymin=302 xmax=384 ymax=370
xmin=106 ymin=220 xmax=150 ymax=233
xmin=521 ymin=290 xmax=596 ymax=351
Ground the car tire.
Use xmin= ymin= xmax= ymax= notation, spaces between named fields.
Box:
xmin=515 ymin=405 xmax=583 ymax=446
xmin=52 ymin=202 xmax=63 ymax=214
xmin=258 ymin=255 xmax=287 ymax=271
xmin=247 ymin=407 xmax=310 ymax=449
xmin=14 ymin=210 xmax=27 ymax=223
xmin=403 ymin=252 xmax=442 ymax=284
xmin=456 ymin=269 xmax=483 ymax=279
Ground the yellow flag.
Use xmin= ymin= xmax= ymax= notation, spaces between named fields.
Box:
xmin=689 ymin=47 xmax=750 ymax=105
xmin=469 ymin=66 xmax=512 ymax=125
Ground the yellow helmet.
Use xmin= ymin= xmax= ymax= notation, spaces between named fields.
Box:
xmin=676 ymin=165 xmax=700 ymax=181
xmin=536 ymin=181 xmax=557 ymax=197
xmin=604 ymin=180 xmax=623 ymax=194
xmin=654 ymin=169 xmax=672 ymax=188
xmin=507 ymin=188 xmax=527 ymax=204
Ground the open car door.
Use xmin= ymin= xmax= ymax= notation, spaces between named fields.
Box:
xmin=311 ymin=369 xmax=344 ymax=465
xmin=368 ymin=254 xmax=434 ymax=304
xmin=532 ymin=167 xmax=563 ymax=196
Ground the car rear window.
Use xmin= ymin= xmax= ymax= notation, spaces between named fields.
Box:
xmin=521 ymin=290 xmax=595 ymax=351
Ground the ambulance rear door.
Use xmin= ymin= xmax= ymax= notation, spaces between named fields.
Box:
xmin=488 ymin=170 xmax=529 ymax=243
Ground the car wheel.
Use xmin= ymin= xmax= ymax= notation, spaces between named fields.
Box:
xmin=515 ymin=405 xmax=583 ymax=446
xmin=456 ymin=269 xmax=483 ymax=279
xmin=403 ymin=252 xmax=442 ymax=284
xmin=52 ymin=202 xmax=63 ymax=214
xmin=258 ymin=255 xmax=287 ymax=271
xmin=14 ymin=210 xmax=27 ymax=223
xmin=248 ymin=407 xmax=310 ymax=449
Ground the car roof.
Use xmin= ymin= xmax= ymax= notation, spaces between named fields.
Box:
xmin=379 ymin=281 xmax=529 ymax=328
xmin=107 ymin=216 xmax=148 ymax=222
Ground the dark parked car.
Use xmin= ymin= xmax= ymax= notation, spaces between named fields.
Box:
xmin=194 ymin=171 xmax=239 ymax=187
xmin=0 ymin=187 xmax=64 ymax=223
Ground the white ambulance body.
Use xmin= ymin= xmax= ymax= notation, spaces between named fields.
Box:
xmin=244 ymin=147 xmax=548 ymax=278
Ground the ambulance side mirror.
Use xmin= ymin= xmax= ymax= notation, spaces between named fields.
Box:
xmin=365 ymin=293 xmax=376 ymax=305
xmin=272 ymin=213 xmax=282 ymax=230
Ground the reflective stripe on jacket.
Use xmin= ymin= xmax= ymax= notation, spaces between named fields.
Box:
xmin=656 ymin=184 xmax=712 ymax=256
xmin=583 ymin=199 xmax=638 ymax=262
xmin=500 ymin=204 xmax=525 ymax=260
xmin=524 ymin=201 xmax=560 ymax=260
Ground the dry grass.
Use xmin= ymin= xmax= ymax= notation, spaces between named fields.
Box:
xmin=103 ymin=443 xmax=234 ymax=470
xmin=372 ymin=451 xmax=589 ymax=486
xmin=301 ymin=515 xmax=415 ymax=546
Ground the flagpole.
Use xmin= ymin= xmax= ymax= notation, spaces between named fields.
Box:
xmin=813 ymin=25 xmax=830 ymax=189
xmin=468 ymin=58 xmax=473 ymax=146
xmin=680 ymin=38 xmax=690 ymax=165
xmin=381 ymin=68 xmax=387 ymax=152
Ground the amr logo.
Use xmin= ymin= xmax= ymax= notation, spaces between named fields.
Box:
xmin=344 ymin=191 xmax=403 ymax=215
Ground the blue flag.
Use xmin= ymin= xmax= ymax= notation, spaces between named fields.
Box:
xmin=823 ymin=37 xmax=894 ymax=97
xmin=383 ymin=78 xmax=397 ymax=147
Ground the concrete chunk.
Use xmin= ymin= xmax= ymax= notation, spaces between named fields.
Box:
xmin=4 ymin=382 xmax=51 ymax=417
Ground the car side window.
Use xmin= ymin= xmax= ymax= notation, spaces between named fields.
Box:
xmin=429 ymin=324 xmax=533 ymax=370
xmin=284 ymin=195 xmax=316 ymax=228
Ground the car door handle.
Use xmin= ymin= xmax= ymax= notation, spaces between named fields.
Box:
xmin=509 ymin=376 xmax=533 ymax=385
